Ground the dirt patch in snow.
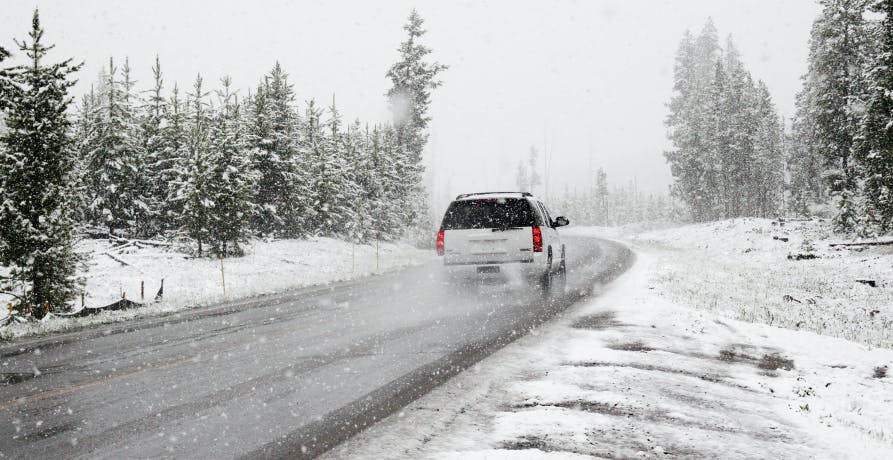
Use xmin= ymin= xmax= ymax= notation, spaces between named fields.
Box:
xmin=513 ymin=400 xmax=631 ymax=417
xmin=758 ymin=354 xmax=795 ymax=371
xmin=571 ymin=311 xmax=626 ymax=330
xmin=498 ymin=435 xmax=589 ymax=456
xmin=718 ymin=346 xmax=795 ymax=372
xmin=607 ymin=340 xmax=655 ymax=352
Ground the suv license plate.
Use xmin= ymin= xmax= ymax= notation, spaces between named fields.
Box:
xmin=477 ymin=266 xmax=500 ymax=274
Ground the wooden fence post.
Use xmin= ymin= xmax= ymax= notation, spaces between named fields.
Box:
xmin=219 ymin=255 xmax=226 ymax=296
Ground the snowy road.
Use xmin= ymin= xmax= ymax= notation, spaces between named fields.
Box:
xmin=0 ymin=236 xmax=632 ymax=459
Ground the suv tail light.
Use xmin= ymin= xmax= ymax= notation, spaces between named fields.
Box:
xmin=436 ymin=230 xmax=445 ymax=256
xmin=532 ymin=226 xmax=543 ymax=252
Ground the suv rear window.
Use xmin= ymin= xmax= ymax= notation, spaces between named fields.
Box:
xmin=441 ymin=198 xmax=537 ymax=230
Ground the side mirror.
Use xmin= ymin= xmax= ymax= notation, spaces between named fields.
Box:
xmin=553 ymin=216 xmax=570 ymax=227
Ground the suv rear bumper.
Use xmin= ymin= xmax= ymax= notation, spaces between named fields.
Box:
xmin=443 ymin=258 xmax=534 ymax=266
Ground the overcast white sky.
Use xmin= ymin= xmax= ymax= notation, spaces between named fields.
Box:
xmin=1 ymin=0 xmax=821 ymax=214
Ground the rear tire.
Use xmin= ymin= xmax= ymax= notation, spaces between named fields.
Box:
xmin=555 ymin=261 xmax=567 ymax=295
xmin=540 ymin=249 xmax=554 ymax=296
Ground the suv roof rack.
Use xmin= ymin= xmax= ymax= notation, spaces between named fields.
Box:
xmin=455 ymin=192 xmax=533 ymax=200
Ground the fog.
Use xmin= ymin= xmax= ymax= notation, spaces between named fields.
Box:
xmin=1 ymin=0 xmax=820 ymax=214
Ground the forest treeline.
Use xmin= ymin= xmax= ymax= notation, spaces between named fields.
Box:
xmin=74 ymin=13 xmax=444 ymax=255
xmin=666 ymin=2 xmax=893 ymax=236
xmin=789 ymin=0 xmax=893 ymax=234
xmin=0 ymin=9 xmax=444 ymax=310
xmin=664 ymin=20 xmax=785 ymax=223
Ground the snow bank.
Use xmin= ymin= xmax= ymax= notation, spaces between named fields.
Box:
xmin=0 ymin=237 xmax=432 ymax=340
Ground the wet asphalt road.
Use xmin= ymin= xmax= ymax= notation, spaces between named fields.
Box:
xmin=0 ymin=235 xmax=632 ymax=459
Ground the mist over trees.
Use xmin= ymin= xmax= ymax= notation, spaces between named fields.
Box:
xmin=664 ymin=19 xmax=785 ymax=223
xmin=385 ymin=9 xmax=447 ymax=244
xmin=553 ymin=167 xmax=677 ymax=227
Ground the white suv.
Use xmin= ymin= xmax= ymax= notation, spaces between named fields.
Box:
xmin=436 ymin=192 xmax=569 ymax=293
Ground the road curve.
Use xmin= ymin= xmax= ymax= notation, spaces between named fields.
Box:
xmin=0 ymin=235 xmax=633 ymax=459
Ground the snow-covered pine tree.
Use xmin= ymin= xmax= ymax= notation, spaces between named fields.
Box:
xmin=246 ymin=63 xmax=307 ymax=237
xmin=719 ymin=38 xmax=759 ymax=218
xmin=856 ymin=0 xmax=893 ymax=231
xmin=83 ymin=57 xmax=148 ymax=236
xmin=386 ymin=9 xmax=447 ymax=242
xmin=665 ymin=21 xmax=720 ymax=222
xmin=160 ymin=83 xmax=187 ymax=231
xmin=803 ymin=0 xmax=870 ymax=231
xmin=342 ymin=120 xmax=371 ymax=242
xmin=751 ymin=81 xmax=784 ymax=218
xmin=71 ymin=87 xmax=98 ymax=227
xmin=377 ymin=124 xmax=405 ymax=239
xmin=0 ymin=9 xmax=83 ymax=312
xmin=362 ymin=125 xmax=398 ymax=242
xmin=120 ymin=58 xmax=153 ymax=236
xmin=305 ymin=97 xmax=354 ymax=236
xmin=703 ymin=59 xmax=727 ymax=220
xmin=206 ymin=76 xmax=258 ymax=256
xmin=594 ymin=167 xmax=609 ymax=225
xmin=789 ymin=83 xmax=827 ymax=215
xmin=527 ymin=146 xmax=542 ymax=195
xmin=173 ymin=75 xmax=212 ymax=256
xmin=0 ymin=45 xmax=10 ymax=111
xmin=139 ymin=56 xmax=170 ymax=235
xmin=666 ymin=21 xmax=784 ymax=222
xmin=515 ymin=161 xmax=530 ymax=192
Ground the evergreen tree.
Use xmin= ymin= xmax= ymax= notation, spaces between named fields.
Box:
xmin=72 ymin=87 xmax=98 ymax=226
xmin=246 ymin=63 xmax=307 ymax=237
xmin=0 ymin=45 xmax=11 ymax=111
xmin=206 ymin=77 xmax=257 ymax=256
xmin=594 ymin=167 xmax=609 ymax=225
xmin=386 ymin=9 xmax=447 ymax=239
xmin=856 ymin=0 xmax=893 ymax=230
xmin=305 ymin=97 xmax=355 ymax=236
xmin=342 ymin=120 xmax=371 ymax=242
xmin=159 ymin=83 xmax=187 ymax=231
xmin=803 ymin=0 xmax=870 ymax=231
xmin=527 ymin=146 xmax=542 ymax=194
xmin=789 ymin=84 xmax=826 ymax=215
xmin=665 ymin=21 xmax=721 ymax=222
xmin=0 ymin=10 xmax=82 ymax=312
xmin=173 ymin=75 xmax=212 ymax=255
xmin=83 ymin=57 xmax=149 ymax=236
xmin=515 ymin=161 xmax=530 ymax=192
xmin=666 ymin=20 xmax=784 ymax=222
xmin=752 ymin=81 xmax=785 ymax=217
xmin=140 ymin=56 xmax=170 ymax=235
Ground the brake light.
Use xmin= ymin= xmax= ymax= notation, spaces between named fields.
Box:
xmin=436 ymin=230 xmax=445 ymax=256
xmin=532 ymin=226 xmax=543 ymax=252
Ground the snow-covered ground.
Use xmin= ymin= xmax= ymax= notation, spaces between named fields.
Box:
xmin=628 ymin=218 xmax=893 ymax=349
xmin=0 ymin=237 xmax=431 ymax=340
xmin=324 ymin=222 xmax=893 ymax=459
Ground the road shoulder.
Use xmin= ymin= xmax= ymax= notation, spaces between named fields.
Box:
xmin=323 ymin=249 xmax=893 ymax=459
